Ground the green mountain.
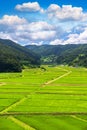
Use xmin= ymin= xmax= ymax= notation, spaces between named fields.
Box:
xmin=25 ymin=44 xmax=80 ymax=56
xmin=0 ymin=39 xmax=40 ymax=72
xmin=25 ymin=44 xmax=87 ymax=67
xmin=56 ymin=44 xmax=87 ymax=67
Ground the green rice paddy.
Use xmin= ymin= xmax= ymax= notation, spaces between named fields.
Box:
xmin=0 ymin=66 xmax=87 ymax=130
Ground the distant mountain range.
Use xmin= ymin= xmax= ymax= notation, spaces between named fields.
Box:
xmin=26 ymin=44 xmax=87 ymax=67
xmin=0 ymin=38 xmax=87 ymax=72
xmin=0 ymin=39 xmax=40 ymax=72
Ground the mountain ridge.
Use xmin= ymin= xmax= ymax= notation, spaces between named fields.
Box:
xmin=25 ymin=44 xmax=87 ymax=67
xmin=0 ymin=39 xmax=40 ymax=72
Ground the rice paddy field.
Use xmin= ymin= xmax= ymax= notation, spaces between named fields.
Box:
xmin=0 ymin=65 xmax=87 ymax=130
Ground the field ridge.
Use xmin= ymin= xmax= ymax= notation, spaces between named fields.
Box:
xmin=43 ymin=70 xmax=72 ymax=86
xmin=0 ymin=66 xmax=87 ymax=129
xmin=71 ymin=115 xmax=87 ymax=123
xmin=0 ymin=97 xmax=27 ymax=114
xmin=8 ymin=116 xmax=36 ymax=130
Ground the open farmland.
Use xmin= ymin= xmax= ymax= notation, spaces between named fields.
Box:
xmin=0 ymin=66 xmax=87 ymax=130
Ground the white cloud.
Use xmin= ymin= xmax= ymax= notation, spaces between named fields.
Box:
xmin=16 ymin=30 xmax=56 ymax=42
xmin=29 ymin=31 xmax=56 ymax=41
xmin=0 ymin=15 xmax=28 ymax=43
xmin=50 ymin=39 xmax=63 ymax=45
xmin=0 ymin=15 xmax=58 ymax=44
xmin=49 ymin=28 xmax=87 ymax=45
xmin=47 ymin=4 xmax=60 ymax=13
xmin=0 ymin=15 xmax=27 ymax=25
xmin=15 ymin=2 xmax=43 ymax=12
xmin=0 ymin=32 xmax=12 ymax=40
xmin=16 ymin=21 xmax=54 ymax=32
xmin=0 ymin=32 xmax=18 ymax=43
xmin=0 ymin=2 xmax=87 ymax=46
xmin=27 ymin=41 xmax=43 ymax=46
xmin=1 ymin=14 xmax=87 ymax=45
xmin=47 ymin=4 xmax=87 ymax=21
xmin=64 ymin=34 xmax=79 ymax=44
xmin=65 ymin=28 xmax=87 ymax=44
xmin=14 ymin=21 xmax=57 ymax=41
xmin=27 ymin=21 xmax=54 ymax=31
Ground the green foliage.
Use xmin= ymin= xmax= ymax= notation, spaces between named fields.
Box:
xmin=26 ymin=44 xmax=87 ymax=67
xmin=0 ymin=58 xmax=22 ymax=72
xmin=0 ymin=39 xmax=40 ymax=72
xmin=57 ymin=45 xmax=87 ymax=67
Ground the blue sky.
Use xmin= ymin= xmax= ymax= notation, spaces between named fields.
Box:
xmin=0 ymin=0 xmax=87 ymax=45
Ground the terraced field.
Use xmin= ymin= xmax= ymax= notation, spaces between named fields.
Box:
xmin=0 ymin=66 xmax=87 ymax=130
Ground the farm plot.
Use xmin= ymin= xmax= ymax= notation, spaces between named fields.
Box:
xmin=0 ymin=66 xmax=87 ymax=129
xmin=15 ymin=115 xmax=87 ymax=130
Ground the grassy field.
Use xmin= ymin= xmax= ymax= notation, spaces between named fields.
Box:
xmin=0 ymin=66 xmax=87 ymax=130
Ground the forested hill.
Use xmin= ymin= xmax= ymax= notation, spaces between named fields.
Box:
xmin=0 ymin=39 xmax=40 ymax=72
xmin=25 ymin=44 xmax=81 ymax=56
xmin=25 ymin=44 xmax=87 ymax=67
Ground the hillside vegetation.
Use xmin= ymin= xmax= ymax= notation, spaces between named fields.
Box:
xmin=26 ymin=44 xmax=87 ymax=67
xmin=0 ymin=39 xmax=40 ymax=72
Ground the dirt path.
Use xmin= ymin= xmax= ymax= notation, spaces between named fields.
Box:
xmin=0 ymin=97 xmax=27 ymax=114
xmin=57 ymin=67 xmax=69 ymax=72
xmin=43 ymin=71 xmax=72 ymax=86
xmin=0 ymin=82 xmax=6 ymax=86
xmin=0 ymin=68 xmax=72 ymax=129
xmin=0 ymin=97 xmax=36 ymax=130
xmin=71 ymin=115 xmax=87 ymax=123
xmin=8 ymin=116 xmax=36 ymax=130
xmin=0 ymin=69 xmax=72 ymax=114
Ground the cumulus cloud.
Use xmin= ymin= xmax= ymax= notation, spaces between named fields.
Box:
xmin=0 ymin=15 xmax=28 ymax=43
xmin=0 ymin=15 xmax=27 ymax=25
xmin=50 ymin=39 xmax=63 ymax=45
xmin=15 ymin=21 xmax=54 ymax=32
xmin=47 ymin=4 xmax=87 ymax=21
xmin=0 ymin=15 xmax=59 ymax=44
xmin=15 ymin=2 xmax=43 ymax=13
xmin=49 ymin=30 xmax=87 ymax=45
xmin=29 ymin=31 xmax=56 ymax=41
xmin=27 ymin=21 xmax=54 ymax=31
xmin=64 ymin=28 xmax=87 ymax=44
xmin=15 ymin=22 xmax=57 ymax=41
xmin=0 ymin=32 xmax=12 ymax=40
xmin=0 ymin=2 xmax=87 ymax=45
xmin=0 ymin=14 xmax=87 ymax=45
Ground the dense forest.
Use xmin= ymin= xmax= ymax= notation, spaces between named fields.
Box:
xmin=0 ymin=38 xmax=87 ymax=73
xmin=26 ymin=44 xmax=87 ymax=67
xmin=0 ymin=39 xmax=40 ymax=72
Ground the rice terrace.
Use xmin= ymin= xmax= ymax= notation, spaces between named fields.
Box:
xmin=1 ymin=0 xmax=87 ymax=129
xmin=0 ymin=65 xmax=87 ymax=130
